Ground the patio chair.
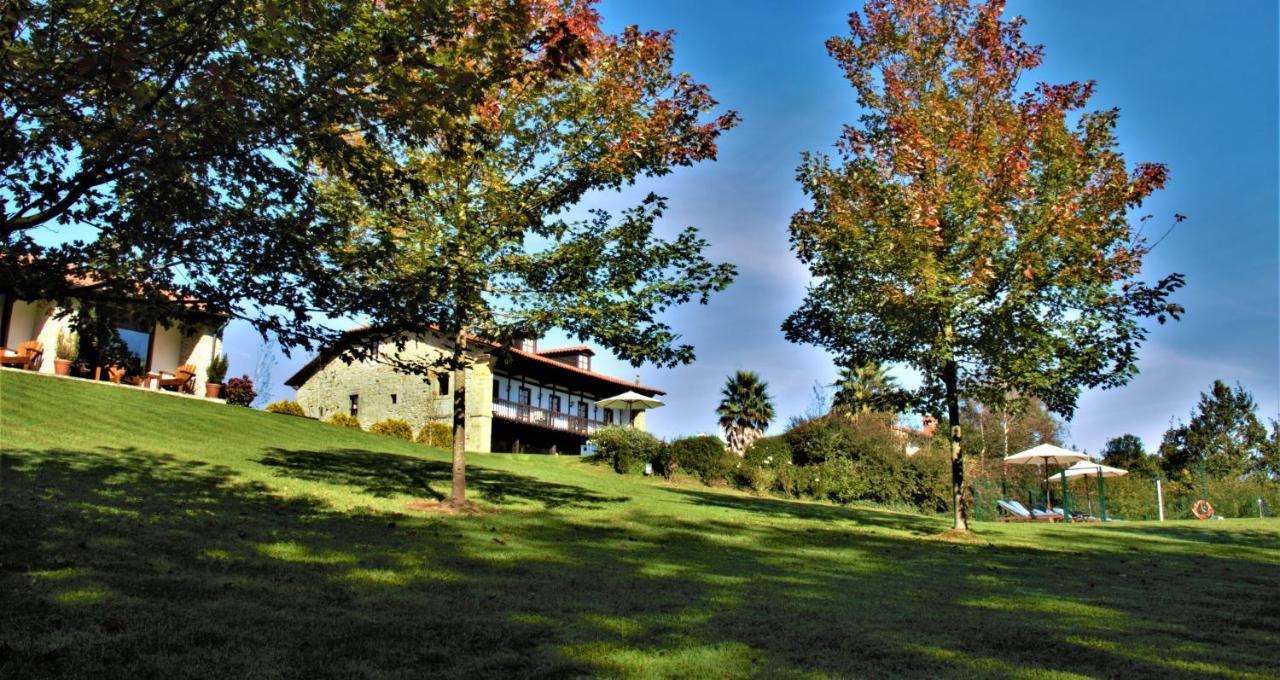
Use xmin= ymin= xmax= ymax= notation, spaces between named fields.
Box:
xmin=0 ymin=340 xmax=44 ymax=371
xmin=155 ymin=364 xmax=198 ymax=394
xmin=996 ymin=499 xmax=1057 ymax=523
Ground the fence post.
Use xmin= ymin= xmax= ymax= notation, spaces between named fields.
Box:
xmin=1059 ymin=469 xmax=1071 ymax=523
xmin=1156 ymin=478 xmax=1165 ymax=522
xmin=1097 ymin=467 xmax=1107 ymax=522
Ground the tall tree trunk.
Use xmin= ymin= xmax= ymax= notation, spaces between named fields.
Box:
xmin=450 ymin=331 xmax=468 ymax=508
xmin=944 ymin=358 xmax=969 ymax=531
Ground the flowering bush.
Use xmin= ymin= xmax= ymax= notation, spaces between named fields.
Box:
xmin=265 ymin=400 xmax=306 ymax=416
xmin=370 ymin=418 xmax=414 ymax=440
xmin=326 ymin=413 xmax=361 ymax=429
xmin=224 ymin=375 xmax=256 ymax=407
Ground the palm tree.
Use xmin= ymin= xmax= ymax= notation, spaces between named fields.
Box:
xmin=831 ymin=361 xmax=897 ymax=416
xmin=716 ymin=371 xmax=775 ymax=456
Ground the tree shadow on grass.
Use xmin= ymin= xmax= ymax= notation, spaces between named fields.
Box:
xmin=2 ymin=447 xmax=1277 ymax=679
xmin=259 ymin=447 xmax=630 ymax=510
xmin=664 ymin=486 xmax=946 ymax=534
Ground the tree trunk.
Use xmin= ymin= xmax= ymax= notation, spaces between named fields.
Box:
xmin=450 ymin=332 xmax=468 ymax=508
xmin=944 ymin=358 xmax=969 ymax=531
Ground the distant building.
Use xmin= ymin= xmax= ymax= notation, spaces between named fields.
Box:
xmin=285 ymin=330 xmax=664 ymax=454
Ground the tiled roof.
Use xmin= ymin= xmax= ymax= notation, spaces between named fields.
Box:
xmin=537 ymin=345 xmax=596 ymax=357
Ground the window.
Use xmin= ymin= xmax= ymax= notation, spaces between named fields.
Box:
xmin=577 ymin=402 xmax=589 ymax=419
xmin=604 ymin=408 xmax=614 ymax=425
xmin=493 ymin=379 xmax=499 ymax=400
xmin=349 ymin=394 xmax=359 ymax=417
xmin=550 ymin=395 xmax=562 ymax=412
xmin=390 ymin=393 xmax=397 ymax=405
xmin=577 ymin=355 xmax=590 ymax=370
xmin=518 ymin=386 xmax=532 ymax=405
xmin=436 ymin=373 xmax=449 ymax=396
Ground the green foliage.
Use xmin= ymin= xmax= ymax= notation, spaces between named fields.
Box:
xmin=831 ymin=361 xmax=900 ymax=416
xmin=668 ymin=435 xmax=735 ymax=485
xmin=326 ymin=413 xmax=361 ymax=429
xmin=782 ymin=0 xmax=1186 ymax=529
xmin=207 ymin=354 xmax=229 ymax=384
xmin=1159 ymin=381 xmax=1267 ymax=479
xmin=223 ymin=375 xmax=255 ymax=407
xmin=55 ymin=330 xmax=78 ymax=362
xmin=2 ymin=0 xmax=609 ymax=347
xmin=716 ymin=371 xmax=776 ymax=454
xmin=1101 ymin=434 xmax=1160 ymax=478
xmin=416 ymin=422 xmax=454 ymax=450
xmin=265 ymin=401 xmax=306 ymax=417
xmin=589 ymin=426 xmax=663 ymax=475
xmin=370 ymin=419 xmax=414 ymax=441
xmin=744 ymin=436 xmax=792 ymax=468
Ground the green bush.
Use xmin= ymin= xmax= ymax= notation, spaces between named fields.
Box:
xmin=589 ymin=426 xmax=663 ymax=475
xmin=265 ymin=400 xmax=305 ymax=417
xmin=326 ymin=413 xmax=361 ymax=429
xmin=416 ymin=422 xmax=454 ymax=449
xmin=370 ymin=418 xmax=414 ymax=440
xmin=669 ymin=435 xmax=736 ymax=485
xmin=735 ymin=436 xmax=791 ymax=495
xmin=744 ymin=435 xmax=791 ymax=467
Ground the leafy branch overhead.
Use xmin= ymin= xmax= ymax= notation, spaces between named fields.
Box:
xmin=2 ymin=0 xmax=614 ymax=347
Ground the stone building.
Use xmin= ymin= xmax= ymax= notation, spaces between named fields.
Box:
xmin=285 ymin=330 xmax=664 ymax=454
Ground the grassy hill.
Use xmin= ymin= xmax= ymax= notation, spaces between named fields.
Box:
xmin=2 ymin=369 xmax=1278 ymax=679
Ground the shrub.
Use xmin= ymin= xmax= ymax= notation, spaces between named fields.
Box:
xmin=735 ymin=436 xmax=791 ymax=495
xmin=744 ymin=436 xmax=791 ymax=468
xmin=589 ymin=426 xmax=663 ymax=475
xmin=265 ymin=400 xmax=305 ymax=417
xmin=370 ymin=418 xmax=414 ymax=440
xmin=224 ymin=375 xmax=255 ymax=407
xmin=56 ymin=330 xmax=79 ymax=361
xmin=669 ymin=435 xmax=736 ymax=485
xmin=207 ymin=353 xmax=228 ymax=384
xmin=416 ymin=422 xmax=454 ymax=449
xmin=326 ymin=413 xmax=361 ymax=429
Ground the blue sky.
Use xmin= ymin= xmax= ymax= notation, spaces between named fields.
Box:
xmin=236 ymin=0 xmax=1279 ymax=455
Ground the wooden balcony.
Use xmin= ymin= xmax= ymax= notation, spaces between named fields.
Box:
xmin=492 ymin=398 xmax=610 ymax=436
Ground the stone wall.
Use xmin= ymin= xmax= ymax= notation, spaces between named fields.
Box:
xmin=293 ymin=332 xmax=495 ymax=452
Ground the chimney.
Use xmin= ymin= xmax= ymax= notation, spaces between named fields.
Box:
xmin=634 ymin=374 xmax=641 ymax=385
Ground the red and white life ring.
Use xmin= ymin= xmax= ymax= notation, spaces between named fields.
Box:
xmin=1192 ymin=499 xmax=1214 ymax=520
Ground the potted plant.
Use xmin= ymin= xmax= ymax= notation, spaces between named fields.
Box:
xmin=54 ymin=330 xmax=78 ymax=376
xmin=205 ymin=353 xmax=228 ymax=398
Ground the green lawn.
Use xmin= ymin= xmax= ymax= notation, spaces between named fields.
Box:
xmin=2 ymin=369 xmax=1277 ymax=679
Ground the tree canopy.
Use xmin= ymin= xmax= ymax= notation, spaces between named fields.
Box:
xmin=2 ymin=0 xmax=598 ymax=346
xmin=1159 ymin=381 xmax=1268 ymax=480
xmin=310 ymin=9 xmax=738 ymax=505
xmin=1101 ymin=433 xmax=1159 ymax=479
xmin=782 ymin=0 xmax=1185 ymax=530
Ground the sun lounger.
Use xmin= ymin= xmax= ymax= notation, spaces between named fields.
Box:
xmin=996 ymin=499 xmax=1057 ymax=522
xmin=0 ymin=340 xmax=44 ymax=371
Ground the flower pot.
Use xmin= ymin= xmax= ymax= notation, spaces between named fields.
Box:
xmin=205 ymin=383 xmax=223 ymax=399
xmin=54 ymin=358 xmax=73 ymax=376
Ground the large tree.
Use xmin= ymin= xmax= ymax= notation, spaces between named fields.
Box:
xmin=2 ymin=0 xmax=594 ymax=346
xmin=1159 ymin=381 xmax=1267 ymax=480
xmin=1100 ymin=433 xmax=1159 ymax=479
xmin=313 ymin=10 xmax=738 ymax=507
xmin=782 ymin=0 xmax=1185 ymax=530
xmin=717 ymin=370 xmax=776 ymax=455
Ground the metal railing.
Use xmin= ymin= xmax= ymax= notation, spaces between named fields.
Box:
xmin=492 ymin=398 xmax=609 ymax=435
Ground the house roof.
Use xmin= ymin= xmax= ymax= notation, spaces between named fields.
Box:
xmin=537 ymin=345 xmax=596 ymax=357
xmin=283 ymin=327 xmax=664 ymax=396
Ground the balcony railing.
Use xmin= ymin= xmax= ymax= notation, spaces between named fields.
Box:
xmin=492 ymin=398 xmax=610 ymax=436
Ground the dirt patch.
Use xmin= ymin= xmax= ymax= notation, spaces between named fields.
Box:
xmin=406 ymin=500 xmax=486 ymax=516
